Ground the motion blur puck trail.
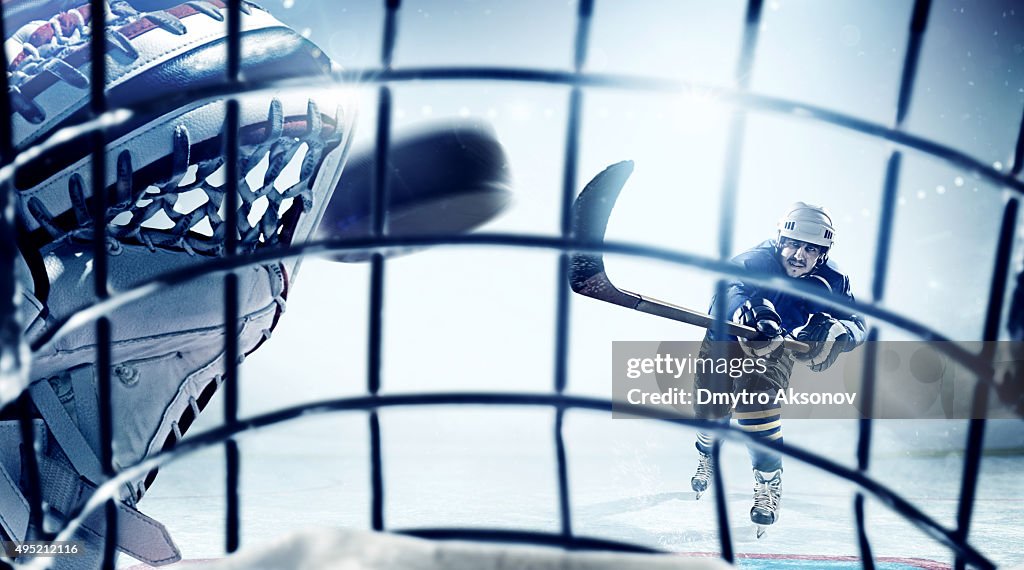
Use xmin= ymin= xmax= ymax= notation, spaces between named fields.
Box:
xmin=317 ymin=121 xmax=513 ymax=262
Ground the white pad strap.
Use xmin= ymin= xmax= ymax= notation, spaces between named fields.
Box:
xmin=0 ymin=414 xmax=180 ymax=564
xmin=75 ymin=467 xmax=181 ymax=565
xmin=0 ymin=422 xmax=31 ymax=541
xmin=29 ymin=377 xmax=103 ymax=483
xmin=34 ymin=452 xmax=180 ymax=566
xmin=69 ymin=364 xmax=101 ymax=458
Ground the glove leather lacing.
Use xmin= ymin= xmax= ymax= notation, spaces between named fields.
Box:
xmin=6 ymin=1 xmax=240 ymax=122
xmin=10 ymin=1 xmax=342 ymax=258
xmin=24 ymin=98 xmax=342 ymax=256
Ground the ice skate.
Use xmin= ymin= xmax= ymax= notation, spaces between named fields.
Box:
xmin=750 ymin=468 xmax=782 ymax=538
xmin=690 ymin=451 xmax=714 ymax=500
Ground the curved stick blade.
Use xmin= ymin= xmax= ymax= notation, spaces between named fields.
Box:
xmin=568 ymin=161 xmax=635 ymax=305
xmin=570 ymin=160 xmax=634 ymax=243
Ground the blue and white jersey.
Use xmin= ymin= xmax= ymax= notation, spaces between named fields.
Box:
xmin=707 ymin=240 xmax=867 ymax=345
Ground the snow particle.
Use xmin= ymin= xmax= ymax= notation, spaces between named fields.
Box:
xmin=994 ymin=161 xmax=1004 ymax=171
xmin=954 ymin=176 xmax=965 ymax=187
xmin=936 ymin=185 xmax=946 ymax=195
xmin=282 ymin=0 xmax=294 ymax=7
xmin=917 ymin=190 xmax=927 ymax=200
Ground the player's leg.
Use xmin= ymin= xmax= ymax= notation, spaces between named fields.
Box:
xmin=691 ymin=430 xmax=719 ymax=499
xmin=689 ymin=336 xmax=733 ymax=499
xmin=735 ymin=397 xmax=783 ymax=535
xmin=736 ymin=398 xmax=783 ymax=470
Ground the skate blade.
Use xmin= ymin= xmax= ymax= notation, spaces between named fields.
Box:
xmin=694 ymin=491 xmax=704 ymax=501
xmin=756 ymin=524 xmax=768 ymax=539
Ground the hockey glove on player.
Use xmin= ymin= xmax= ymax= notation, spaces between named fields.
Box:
xmin=735 ymin=299 xmax=785 ymax=357
xmin=792 ymin=313 xmax=853 ymax=372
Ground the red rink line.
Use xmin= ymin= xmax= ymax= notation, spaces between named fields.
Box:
xmin=683 ymin=551 xmax=947 ymax=569
xmin=742 ymin=553 xmax=946 ymax=569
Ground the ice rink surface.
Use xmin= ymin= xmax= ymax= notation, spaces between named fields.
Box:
xmin=119 ymin=250 xmax=1024 ymax=570
xmin=126 ymin=407 xmax=1024 ymax=569
xmin=101 ymin=2 xmax=1024 ymax=566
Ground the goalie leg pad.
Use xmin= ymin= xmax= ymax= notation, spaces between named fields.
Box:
xmin=0 ymin=410 xmax=179 ymax=566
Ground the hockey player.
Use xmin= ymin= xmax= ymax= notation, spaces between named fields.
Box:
xmin=689 ymin=202 xmax=866 ymax=536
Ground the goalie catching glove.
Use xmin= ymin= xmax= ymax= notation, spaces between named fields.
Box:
xmin=735 ymin=299 xmax=785 ymax=358
xmin=791 ymin=312 xmax=854 ymax=372
xmin=1 ymin=1 xmax=354 ymax=567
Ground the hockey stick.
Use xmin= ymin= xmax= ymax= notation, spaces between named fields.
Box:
xmin=568 ymin=161 xmax=809 ymax=353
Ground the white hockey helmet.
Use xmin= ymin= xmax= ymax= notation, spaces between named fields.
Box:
xmin=777 ymin=202 xmax=835 ymax=249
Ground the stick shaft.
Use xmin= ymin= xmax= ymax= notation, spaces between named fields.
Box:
xmin=567 ymin=161 xmax=809 ymax=353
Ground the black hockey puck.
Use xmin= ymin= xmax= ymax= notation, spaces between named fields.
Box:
xmin=316 ymin=121 xmax=512 ymax=262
